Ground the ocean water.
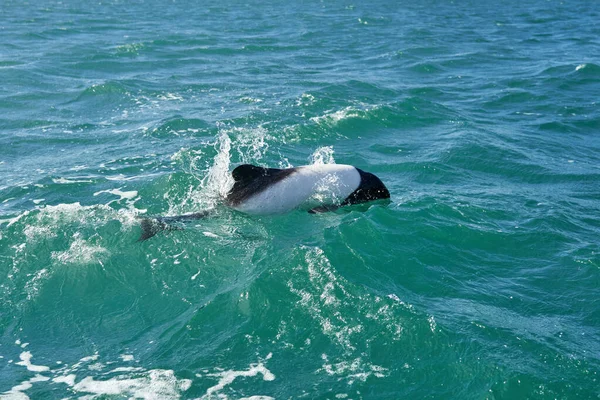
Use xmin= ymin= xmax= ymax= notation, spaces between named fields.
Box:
xmin=1 ymin=0 xmax=599 ymax=398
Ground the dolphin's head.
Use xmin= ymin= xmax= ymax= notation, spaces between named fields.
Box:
xmin=357 ymin=169 xmax=390 ymax=201
xmin=342 ymin=168 xmax=390 ymax=206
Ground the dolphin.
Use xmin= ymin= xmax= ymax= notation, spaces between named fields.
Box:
xmin=138 ymin=163 xmax=390 ymax=240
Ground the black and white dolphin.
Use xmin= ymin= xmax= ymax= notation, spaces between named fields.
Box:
xmin=139 ymin=163 xmax=390 ymax=240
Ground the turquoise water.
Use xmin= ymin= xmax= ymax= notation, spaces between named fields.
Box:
xmin=1 ymin=0 xmax=599 ymax=398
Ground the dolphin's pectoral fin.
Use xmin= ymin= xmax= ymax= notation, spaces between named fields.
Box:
xmin=308 ymin=204 xmax=340 ymax=214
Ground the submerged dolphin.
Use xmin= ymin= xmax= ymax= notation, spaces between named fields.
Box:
xmin=139 ymin=163 xmax=390 ymax=240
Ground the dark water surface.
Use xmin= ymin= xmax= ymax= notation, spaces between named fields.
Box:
xmin=1 ymin=0 xmax=599 ymax=398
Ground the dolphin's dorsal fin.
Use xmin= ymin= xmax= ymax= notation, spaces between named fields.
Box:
xmin=231 ymin=164 xmax=268 ymax=185
xmin=227 ymin=164 xmax=296 ymax=206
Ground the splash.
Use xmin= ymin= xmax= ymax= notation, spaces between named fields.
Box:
xmin=24 ymin=202 xmax=140 ymax=238
xmin=228 ymin=125 xmax=273 ymax=164
xmin=165 ymin=123 xmax=279 ymax=215
xmin=309 ymin=146 xmax=335 ymax=165
xmin=165 ymin=130 xmax=234 ymax=215
xmin=51 ymin=233 xmax=109 ymax=265
xmin=311 ymin=171 xmax=345 ymax=205
xmin=202 ymin=130 xmax=235 ymax=201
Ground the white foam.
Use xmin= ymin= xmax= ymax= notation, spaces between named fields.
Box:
xmin=4 ymin=352 xmax=195 ymax=399
xmin=52 ymin=177 xmax=93 ymax=184
xmin=4 ymin=210 xmax=30 ymax=227
xmin=79 ymin=354 xmax=100 ymax=362
xmin=110 ymin=367 xmax=145 ymax=373
xmin=310 ymin=106 xmax=365 ymax=126
xmin=0 ymin=390 xmax=30 ymax=400
xmin=200 ymin=360 xmax=275 ymax=399
xmin=157 ymin=92 xmax=184 ymax=101
xmin=386 ymin=293 xmax=414 ymax=311
xmin=576 ymin=64 xmax=586 ymax=71
xmin=51 ymin=234 xmax=109 ymax=265
xmin=93 ymin=188 xmax=138 ymax=202
xmin=88 ymin=362 xmax=105 ymax=371
xmin=239 ymin=96 xmax=263 ymax=103
xmin=32 ymin=202 xmax=137 ymax=229
xmin=24 ymin=225 xmax=56 ymax=241
xmin=296 ymin=92 xmax=315 ymax=106
xmin=15 ymin=351 xmax=50 ymax=372
xmin=52 ymin=374 xmax=76 ymax=386
xmin=1 ymin=375 xmax=49 ymax=400
xmin=319 ymin=355 xmax=388 ymax=384
xmin=120 ymin=354 xmax=134 ymax=362
xmin=105 ymin=174 xmax=143 ymax=181
xmin=68 ymin=369 xmax=191 ymax=399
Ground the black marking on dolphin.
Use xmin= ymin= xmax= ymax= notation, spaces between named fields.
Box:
xmin=225 ymin=164 xmax=296 ymax=206
xmin=138 ymin=164 xmax=389 ymax=241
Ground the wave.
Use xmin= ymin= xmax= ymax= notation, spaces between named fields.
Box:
xmin=284 ymin=96 xmax=459 ymax=143
xmin=145 ymin=116 xmax=212 ymax=138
